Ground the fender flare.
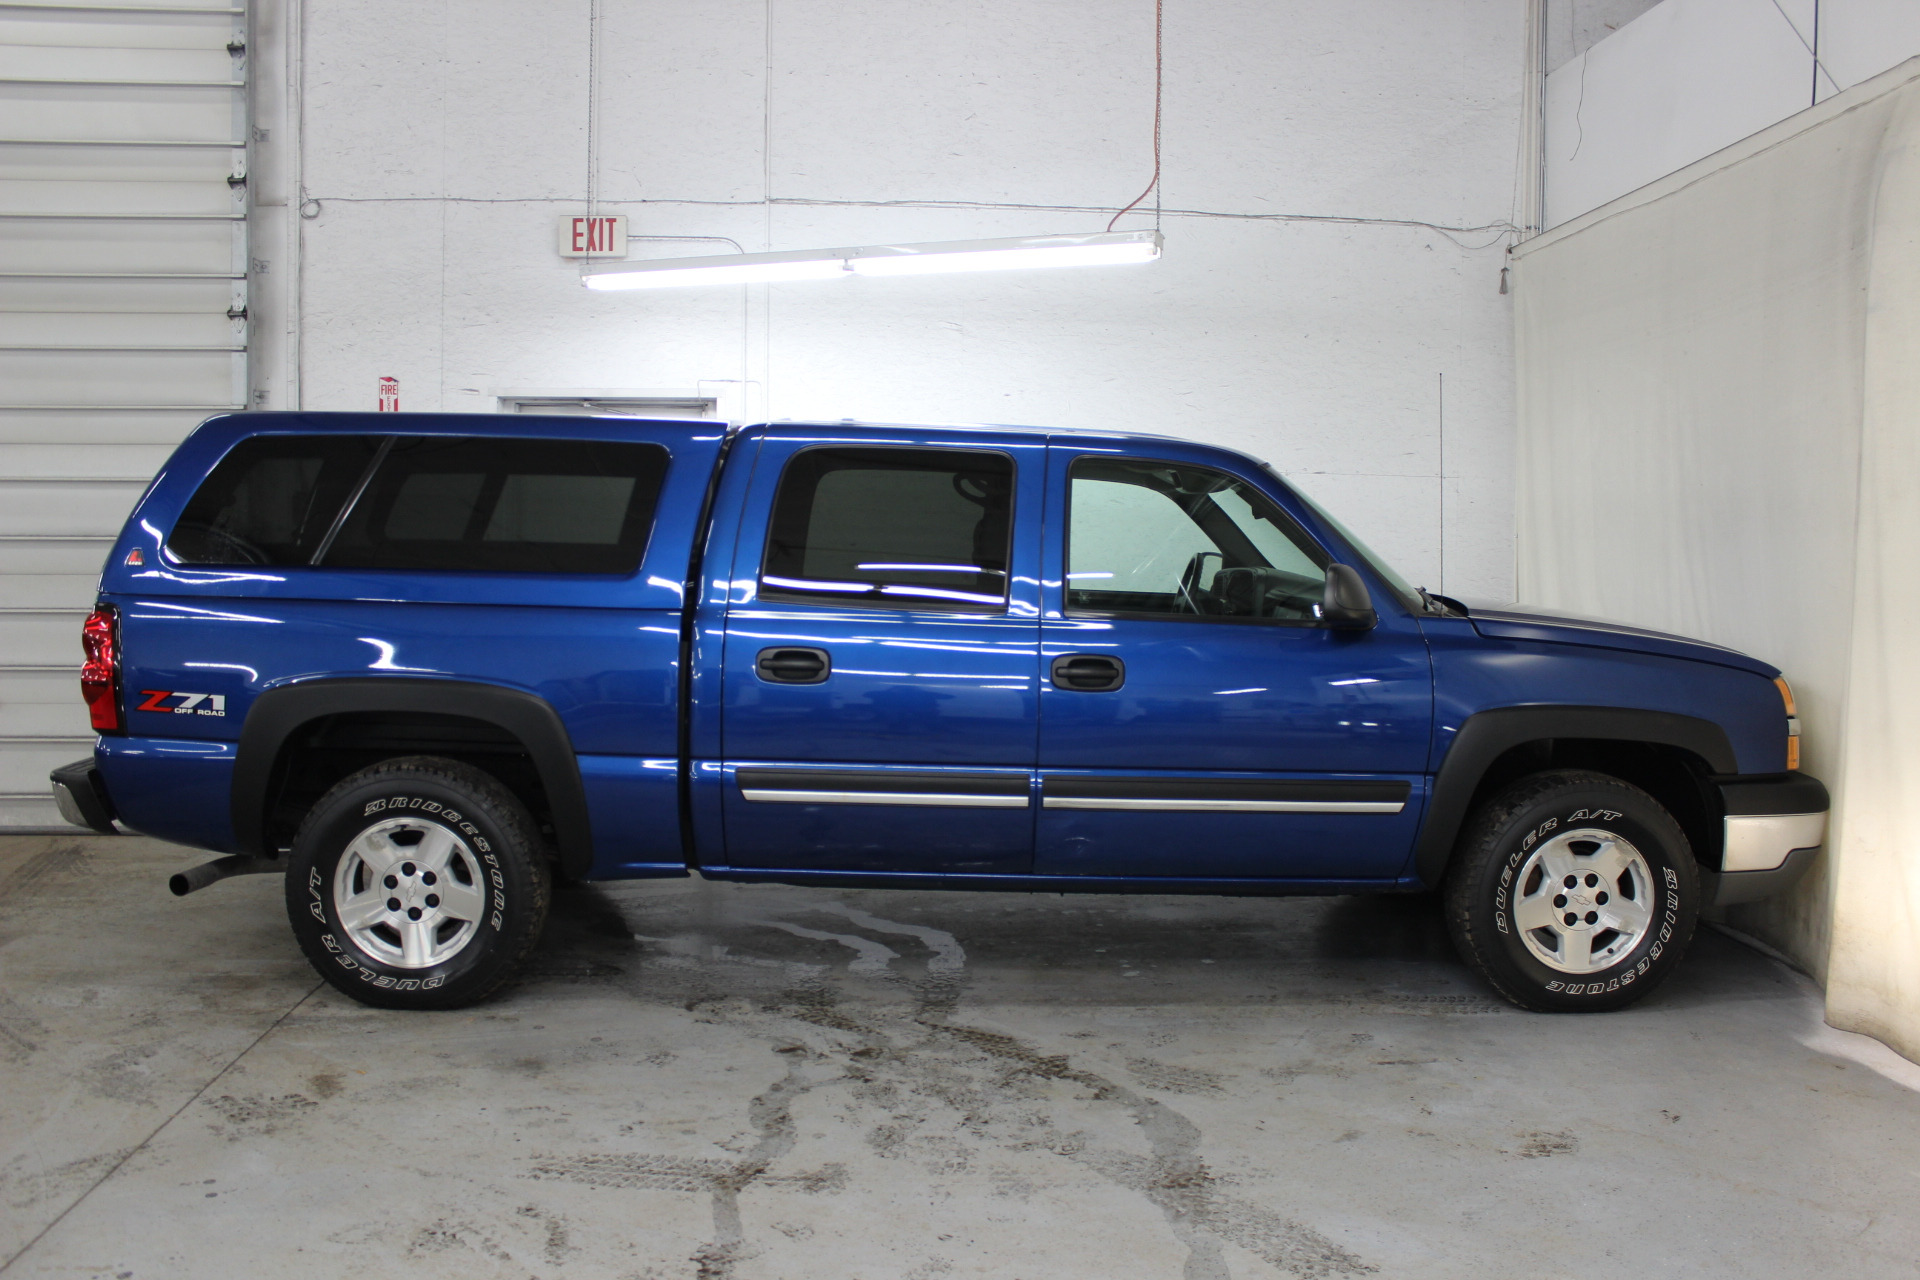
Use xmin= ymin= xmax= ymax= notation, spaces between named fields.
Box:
xmin=232 ymin=677 xmax=594 ymax=876
xmin=1412 ymin=705 xmax=1736 ymax=885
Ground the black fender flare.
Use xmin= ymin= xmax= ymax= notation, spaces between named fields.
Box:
xmin=1412 ymin=705 xmax=1736 ymax=885
xmin=232 ymin=677 xmax=594 ymax=876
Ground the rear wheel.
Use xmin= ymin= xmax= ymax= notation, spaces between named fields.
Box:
xmin=285 ymin=756 xmax=551 ymax=1010
xmin=1444 ymin=769 xmax=1699 ymax=1012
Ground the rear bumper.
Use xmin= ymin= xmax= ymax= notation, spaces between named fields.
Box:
xmin=49 ymin=758 xmax=117 ymax=835
xmin=1708 ymin=773 xmax=1828 ymax=906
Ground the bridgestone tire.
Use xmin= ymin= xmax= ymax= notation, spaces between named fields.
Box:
xmin=285 ymin=756 xmax=552 ymax=1010
xmin=1443 ymin=770 xmax=1700 ymax=1013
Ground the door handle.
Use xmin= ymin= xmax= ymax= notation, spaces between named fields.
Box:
xmin=756 ymin=646 xmax=831 ymax=684
xmin=1050 ymin=653 xmax=1125 ymax=692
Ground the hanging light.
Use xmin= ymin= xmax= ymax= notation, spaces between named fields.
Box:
xmin=582 ymin=229 xmax=1162 ymax=291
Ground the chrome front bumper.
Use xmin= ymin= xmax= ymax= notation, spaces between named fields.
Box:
xmin=1724 ymin=810 xmax=1827 ymax=872
xmin=1711 ymin=773 xmax=1829 ymax=907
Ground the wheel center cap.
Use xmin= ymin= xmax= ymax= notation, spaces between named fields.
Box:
xmin=388 ymin=876 xmax=437 ymax=917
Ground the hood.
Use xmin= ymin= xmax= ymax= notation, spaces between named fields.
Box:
xmin=1455 ymin=600 xmax=1781 ymax=679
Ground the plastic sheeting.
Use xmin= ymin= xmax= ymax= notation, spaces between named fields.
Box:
xmin=1513 ymin=56 xmax=1920 ymax=1062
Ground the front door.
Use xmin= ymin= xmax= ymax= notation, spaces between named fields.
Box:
xmin=718 ymin=426 xmax=1044 ymax=875
xmin=1037 ymin=444 xmax=1434 ymax=881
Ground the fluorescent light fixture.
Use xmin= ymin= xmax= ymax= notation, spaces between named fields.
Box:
xmin=596 ymin=257 xmax=850 ymax=289
xmin=850 ymin=233 xmax=1161 ymax=277
xmin=582 ymin=229 xmax=1162 ymax=291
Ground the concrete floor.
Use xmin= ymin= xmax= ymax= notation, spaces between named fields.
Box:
xmin=1 ymin=836 xmax=1918 ymax=1280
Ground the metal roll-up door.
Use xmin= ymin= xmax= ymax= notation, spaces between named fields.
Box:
xmin=0 ymin=0 xmax=248 ymax=829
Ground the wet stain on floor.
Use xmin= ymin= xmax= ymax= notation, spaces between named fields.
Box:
xmin=2 ymin=836 xmax=1919 ymax=1278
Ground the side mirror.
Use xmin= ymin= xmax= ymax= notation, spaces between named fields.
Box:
xmin=1319 ymin=564 xmax=1377 ymax=630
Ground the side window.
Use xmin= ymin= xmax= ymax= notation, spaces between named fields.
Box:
xmin=168 ymin=434 xmax=383 ymax=566
xmin=1066 ymin=457 xmax=1328 ymax=622
xmin=320 ymin=436 xmax=669 ymax=575
xmin=761 ymin=446 xmax=1014 ymax=609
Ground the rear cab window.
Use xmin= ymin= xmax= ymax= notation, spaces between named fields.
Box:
xmin=321 ymin=437 xmax=668 ymax=574
xmin=167 ymin=433 xmax=670 ymax=576
xmin=167 ymin=434 xmax=383 ymax=567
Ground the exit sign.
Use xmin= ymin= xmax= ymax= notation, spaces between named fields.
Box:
xmin=558 ymin=214 xmax=627 ymax=258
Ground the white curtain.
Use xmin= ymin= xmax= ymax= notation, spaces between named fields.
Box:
xmin=1514 ymin=56 xmax=1920 ymax=1061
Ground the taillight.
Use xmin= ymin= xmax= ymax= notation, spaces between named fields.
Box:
xmin=1775 ymin=676 xmax=1800 ymax=771
xmin=81 ymin=604 xmax=122 ymax=733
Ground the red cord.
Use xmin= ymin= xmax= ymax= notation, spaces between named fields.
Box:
xmin=1107 ymin=0 xmax=1163 ymax=233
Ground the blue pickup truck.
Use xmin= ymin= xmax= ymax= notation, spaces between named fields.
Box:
xmin=49 ymin=412 xmax=1827 ymax=1013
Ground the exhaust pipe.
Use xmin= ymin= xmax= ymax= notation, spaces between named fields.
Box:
xmin=169 ymin=855 xmax=282 ymax=897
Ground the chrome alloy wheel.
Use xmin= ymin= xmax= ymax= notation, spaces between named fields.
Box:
xmin=1511 ymin=827 xmax=1655 ymax=974
xmin=332 ymin=817 xmax=489 ymax=969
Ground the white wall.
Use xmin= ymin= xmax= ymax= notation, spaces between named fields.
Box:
xmin=1514 ymin=56 xmax=1920 ymax=1062
xmin=257 ymin=0 xmax=1528 ymax=601
xmin=1543 ymin=0 xmax=1920 ymax=227
xmin=1544 ymin=0 xmax=1663 ymax=71
xmin=1819 ymin=0 xmax=1920 ymax=98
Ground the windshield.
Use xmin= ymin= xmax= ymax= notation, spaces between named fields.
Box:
xmin=1268 ymin=468 xmax=1425 ymax=614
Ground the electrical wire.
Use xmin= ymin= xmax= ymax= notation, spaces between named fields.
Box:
xmin=1766 ymin=0 xmax=1841 ymax=100
xmin=1507 ymin=0 xmax=1546 ymax=242
xmin=763 ymin=0 xmax=775 ymax=246
xmin=586 ymin=0 xmax=601 ymax=220
xmin=760 ymin=0 xmax=775 ymax=420
xmin=576 ymin=0 xmax=602 ymax=289
xmin=1567 ymin=46 xmax=1588 ymax=160
xmin=1107 ymin=0 xmax=1163 ymax=232
xmin=304 ymin=194 xmax=1518 ymax=251
xmin=757 ymin=197 xmax=1517 ymax=251
xmin=630 ymin=235 xmax=748 ymax=253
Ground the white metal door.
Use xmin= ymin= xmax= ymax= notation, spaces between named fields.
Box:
xmin=0 ymin=0 xmax=248 ymax=828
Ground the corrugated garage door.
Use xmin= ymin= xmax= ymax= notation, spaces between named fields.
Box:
xmin=0 ymin=0 xmax=247 ymax=828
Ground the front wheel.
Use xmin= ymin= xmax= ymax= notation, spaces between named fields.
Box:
xmin=1444 ymin=770 xmax=1700 ymax=1012
xmin=286 ymin=756 xmax=551 ymax=1010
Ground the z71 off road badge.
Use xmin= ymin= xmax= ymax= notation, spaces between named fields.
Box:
xmin=136 ymin=690 xmax=226 ymax=716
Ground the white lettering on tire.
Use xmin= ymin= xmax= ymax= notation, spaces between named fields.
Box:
xmin=1503 ymin=807 xmax=1683 ymax=997
xmin=321 ymin=794 xmax=511 ymax=987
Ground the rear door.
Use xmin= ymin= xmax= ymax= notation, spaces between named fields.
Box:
xmin=1036 ymin=441 xmax=1433 ymax=881
xmin=716 ymin=425 xmax=1044 ymax=875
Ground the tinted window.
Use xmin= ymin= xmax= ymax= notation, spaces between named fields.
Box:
xmin=168 ymin=434 xmax=382 ymax=566
xmin=762 ymin=447 xmax=1013 ymax=609
xmin=320 ymin=436 xmax=668 ymax=574
xmin=1067 ymin=457 xmax=1328 ymax=622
